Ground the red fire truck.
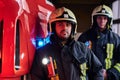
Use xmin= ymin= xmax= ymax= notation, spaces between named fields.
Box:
xmin=0 ymin=0 xmax=55 ymax=80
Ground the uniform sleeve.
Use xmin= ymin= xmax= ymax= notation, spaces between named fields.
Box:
xmin=30 ymin=50 xmax=47 ymax=80
xmin=107 ymin=64 xmax=120 ymax=80
xmin=107 ymin=44 xmax=120 ymax=80
xmin=87 ymin=49 xmax=104 ymax=80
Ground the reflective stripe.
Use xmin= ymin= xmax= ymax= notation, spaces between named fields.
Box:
xmin=80 ymin=63 xmax=88 ymax=80
xmin=106 ymin=44 xmax=113 ymax=58
xmin=114 ymin=63 xmax=120 ymax=73
xmin=105 ymin=58 xmax=111 ymax=69
xmin=81 ymin=76 xmax=86 ymax=80
xmin=105 ymin=43 xmax=114 ymax=69
xmin=53 ymin=60 xmax=60 ymax=80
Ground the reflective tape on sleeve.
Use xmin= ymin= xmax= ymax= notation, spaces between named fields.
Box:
xmin=114 ymin=63 xmax=120 ymax=73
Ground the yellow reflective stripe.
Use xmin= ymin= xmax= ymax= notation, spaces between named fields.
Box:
xmin=54 ymin=60 xmax=57 ymax=69
xmin=114 ymin=63 xmax=120 ymax=73
xmin=80 ymin=76 xmax=86 ymax=80
xmin=53 ymin=60 xmax=60 ymax=80
xmin=105 ymin=43 xmax=114 ymax=69
xmin=106 ymin=44 xmax=113 ymax=58
xmin=80 ymin=63 xmax=88 ymax=80
xmin=105 ymin=58 xmax=111 ymax=69
xmin=80 ymin=63 xmax=87 ymax=76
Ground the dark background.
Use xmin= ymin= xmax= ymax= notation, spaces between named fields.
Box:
xmin=51 ymin=0 xmax=116 ymax=32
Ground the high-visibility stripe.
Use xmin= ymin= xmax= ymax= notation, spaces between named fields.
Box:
xmin=80 ymin=76 xmax=86 ymax=80
xmin=80 ymin=63 xmax=88 ymax=80
xmin=105 ymin=43 xmax=114 ymax=69
xmin=105 ymin=58 xmax=111 ymax=69
xmin=52 ymin=60 xmax=60 ymax=80
xmin=106 ymin=44 xmax=113 ymax=58
xmin=114 ymin=63 xmax=120 ymax=73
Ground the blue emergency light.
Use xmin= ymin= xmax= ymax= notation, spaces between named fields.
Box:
xmin=31 ymin=36 xmax=50 ymax=49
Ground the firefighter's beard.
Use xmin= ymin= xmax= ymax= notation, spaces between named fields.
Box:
xmin=57 ymin=30 xmax=71 ymax=41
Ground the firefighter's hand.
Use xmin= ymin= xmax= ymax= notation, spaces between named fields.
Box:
xmin=103 ymin=69 xmax=107 ymax=80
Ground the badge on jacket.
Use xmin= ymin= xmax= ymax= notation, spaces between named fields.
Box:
xmin=85 ymin=41 xmax=92 ymax=49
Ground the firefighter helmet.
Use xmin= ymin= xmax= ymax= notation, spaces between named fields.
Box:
xmin=92 ymin=5 xmax=113 ymax=26
xmin=48 ymin=7 xmax=77 ymax=35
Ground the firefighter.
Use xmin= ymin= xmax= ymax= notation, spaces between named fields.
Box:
xmin=78 ymin=4 xmax=120 ymax=80
xmin=30 ymin=7 xmax=104 ymax=80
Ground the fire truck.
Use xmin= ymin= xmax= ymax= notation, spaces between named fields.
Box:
xmin=0 ymin=0 xmax=55 ymax=80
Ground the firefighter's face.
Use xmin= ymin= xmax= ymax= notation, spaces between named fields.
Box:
xmin=96 ymin=15 xmax=108 ymax=31
xmin=55 ymin=21 xmax=72 ymax=40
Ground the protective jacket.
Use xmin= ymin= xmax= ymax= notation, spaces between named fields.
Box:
xmin=78 ymin=28 xmax=120 ymax=80
xmin=30 ymin=34 xmax=103 ymax=80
